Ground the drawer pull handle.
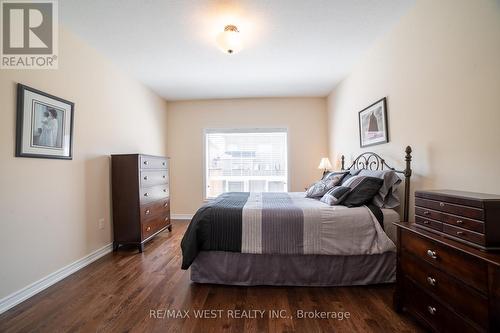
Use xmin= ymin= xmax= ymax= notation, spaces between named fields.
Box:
xmin=144 ymin=192 xmax=149 ymax=197
xmin=456 ymin=220 xmax=463 ymax=224
xmin=427 ymin=276 xmax=436 ymax=286
xmin=427 ymin=249 xmax=437 ymax=259
xmin=423 ymin=211 xmax=430 ymax=215
xmin=164 ymin=202 xmax=168 ymax=208
xmin=456 ymin=231 xmax=464 ymax=236
xmin=423 ymin=220 xmax=430 ymax=225
xmin=144 ymin=176 xmax=148 ymax=180
xmin=145 ymin=209 xmax=151 ymax=215
xmin=427 ymin=306 xmax=437 ymax=315
xmin=439 ymin=202 xmax=445 ymax=207
xmin=144 ymin=161 xmax=149 ymax=165
xmin=146 ymin=226 xmax=151 ymax=231
xmin=164 ymin=217 xmax=169 ymax=221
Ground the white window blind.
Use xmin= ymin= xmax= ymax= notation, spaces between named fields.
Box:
xmin=204 ymin=129 xmax=288 ymax=199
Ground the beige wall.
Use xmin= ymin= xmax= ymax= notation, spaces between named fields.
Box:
xmin=167 ymin=98 xmax=328 ymax=215
xmin=327 ymin=0 xmax=500 ymax=218
xmin=0 ymin=29 xmax=168 ymax=299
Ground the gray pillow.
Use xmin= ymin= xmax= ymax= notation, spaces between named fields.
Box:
xmin=320 ymin=186 xmax=351 ymax=205
xmin=305 ymin=174 xmax=343 ymax=198
xmin=339 ymin=169 xmax=362 ymax=185
xmin=322 ymin=171 xmax=349 ymax=181
xmin=342 ymin=177 xmax=384 ymax=207
xmin=357 ymin=169 xmax=401 ymax=208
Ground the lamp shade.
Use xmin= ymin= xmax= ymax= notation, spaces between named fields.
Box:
xmin=216 ymin=25 xmax=242 ymax=54
xmin=318 ymin=157 xmax=333 ymax=170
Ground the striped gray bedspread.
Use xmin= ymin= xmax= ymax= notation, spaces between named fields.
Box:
xmin=181 ymin=192 xmax=395 ymax=269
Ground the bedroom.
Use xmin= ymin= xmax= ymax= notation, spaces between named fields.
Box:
xmin=1 ymin=0 xmax=500 ymax=332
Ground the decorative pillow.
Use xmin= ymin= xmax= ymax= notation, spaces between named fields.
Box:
xmin=322 ymin=171 xmax=349 ymax=181
xmin=320 ymin=186 xmax=351 ymax=205
xmin=305 ymin=174 xmax=344 ymax=198
xmin=339 ymin=169 xmax=362 ymax=185
xmin=342 ymin=177 xmax=384 ymax=207
xmin=341 ymin=174 xmax=366 ymax=188
xmin=357 ymin=170 xmax=401 ymax=208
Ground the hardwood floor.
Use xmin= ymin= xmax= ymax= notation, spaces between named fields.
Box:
xmin=0 ymin=220 xmax=423 ymax=333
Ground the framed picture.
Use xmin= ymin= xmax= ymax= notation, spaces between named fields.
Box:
xmin=16 ymin=84 xmax=75 ymax=160
xmin=358 ymin=97 xmax=388 ymax=148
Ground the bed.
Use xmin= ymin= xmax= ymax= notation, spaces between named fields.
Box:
xmin=181 ymin=147 xmax=413 ymax=286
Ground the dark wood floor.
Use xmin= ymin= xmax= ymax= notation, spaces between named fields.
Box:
xmin=0 ymin=220 xmax=423 ymax=333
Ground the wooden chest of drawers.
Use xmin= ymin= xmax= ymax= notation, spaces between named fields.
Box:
xmin=111 ymin=154 xmax=171 ymax=252
xmin=415 ymin=190 xmax=500 ymax=250
xmin=394 ymin=222 xmax=500 ymax=332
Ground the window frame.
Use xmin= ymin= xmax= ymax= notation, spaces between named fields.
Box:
xmin=203 ymin=127 xmax=290 ymax=200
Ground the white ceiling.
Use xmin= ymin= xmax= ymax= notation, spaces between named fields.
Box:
xmin=60 ymin=0 xmax=414 ymax=100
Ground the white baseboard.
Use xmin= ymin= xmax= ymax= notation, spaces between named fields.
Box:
xmin=171 ymin=214 xmax=193 ymax=220
xmin=0 ymin=243 xmax=113 ymax=315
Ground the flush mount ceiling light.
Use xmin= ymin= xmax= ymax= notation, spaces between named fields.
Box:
xmin=216 ymin=24 xmax=242 ymax=54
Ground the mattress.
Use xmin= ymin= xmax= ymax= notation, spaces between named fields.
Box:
xmin=181 ymin=192 xmax=398 ymax=269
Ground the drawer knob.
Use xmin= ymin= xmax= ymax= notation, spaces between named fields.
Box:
xmin=144 ymin=161 xmax=149 ymax=165
xmin=164 ymin=202 xmax=168 ymax=208
xmin=164 ymin=217 xmax=169 ymax=221
xmin=423 ymin=220 xmax=430 ymax=225
xmin=144 ymin=176 xmax=148 ymax=180
xmin=439 ymin=202 xmax=445 ymax=207
xmin=146 ymin=226 xmax=151 ymax=231
xmin=456 ymin=220 xmax=463 ymax=224
xmin=423 ymin=211 xmax=430 ymax=215
xmin=162 ymin=175 xmax=166 ymax=179
xmin=427 ymin=306 xmax=437 ymax=315
xmin=145 ymin=209 xmax=151 ymax=215
xmin=162 ymin=162 xmax=166 ymax=166
xmin=163 ymin=189 xmax=167 ymax=192
xmin=144 ymin=192 xmax=149 ymax=197
xmin=426 ymin=249 xmax=437 ymax=259
xmin=456 ymin=231 xmax=464 ymax=236
xmin=427 ymin=276 xmax=436 ymax=286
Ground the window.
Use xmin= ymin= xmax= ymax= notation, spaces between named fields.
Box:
xmin=204 ymin=128 xmax=288 ymax=199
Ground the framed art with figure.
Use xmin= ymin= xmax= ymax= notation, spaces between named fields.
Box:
xmin=358 ymin=97 xmax=388 ymax=148
xmin=15 ymin=84 xmax=75 ymax=160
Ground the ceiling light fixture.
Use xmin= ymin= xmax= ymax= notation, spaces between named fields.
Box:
xmin=216 ymin=24 xmax=242 ymax=54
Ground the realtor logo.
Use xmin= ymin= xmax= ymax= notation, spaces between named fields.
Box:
xmin=1 ymin=0 xmax=58 ymax=69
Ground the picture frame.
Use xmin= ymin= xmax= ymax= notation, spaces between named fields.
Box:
xmin=358 ymin=97 xmax=388 ymax=148
xmin=15 ymin=84 xmax=75 ymax=160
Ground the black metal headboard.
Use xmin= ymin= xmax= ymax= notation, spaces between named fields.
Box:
xmin=340 ymin=146 xmax=413 ymax=222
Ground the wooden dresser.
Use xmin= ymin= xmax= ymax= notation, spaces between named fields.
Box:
xmin=111 ymin=154 xmax=171 ymax=252
xmin=415 ymin=190 xmax=500 ymax=250
xmin=394 ymin=222 xmax=500 ymax=332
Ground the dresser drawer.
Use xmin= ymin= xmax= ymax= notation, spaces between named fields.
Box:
xmin=401 ymin=229 xmax=488 ymax=293
xmin=140 ymin=170 xmax=168 ymax=187
xmin=415 ymin=198 xmax=484 ymax=220
xmin=140 ymin=198 xmax=170 ymax=221
xmin=442 ymin=224 xmax=485 ymax=246
xmin=142 ymin=214 xmax=170 ymax=240
xmin=139 ymin=185 xmax=169 ymax=204
xmin=403 ymin=278 xmax=480 ymax=333
xmin=401 ymin=252 xmax=488 ymax=326
xmin=415 ymin=215 xmax=442 ymax=232
xmin=140 ymin=156 xmax=168 ymax=169
xmin=415 ymin=207 xmax=484 ymax=233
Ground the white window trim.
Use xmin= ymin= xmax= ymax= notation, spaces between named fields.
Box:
xmin=203 ymin=127 xmax=290 ymax=201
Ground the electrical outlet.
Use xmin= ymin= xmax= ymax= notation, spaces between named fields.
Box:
xmin=98 ymin=218 xmax=105 ymax=230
